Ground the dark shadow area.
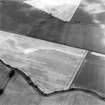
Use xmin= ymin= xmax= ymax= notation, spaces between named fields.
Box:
xmin=0 ymin=60 xmax=15 ymax=96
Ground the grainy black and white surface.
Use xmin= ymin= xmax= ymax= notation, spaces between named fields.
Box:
xmin=0 ymin=0 xmax=105 ymax=105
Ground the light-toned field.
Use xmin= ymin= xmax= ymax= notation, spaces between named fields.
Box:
xmin=0 ymin=31 xmax=87 ymax=93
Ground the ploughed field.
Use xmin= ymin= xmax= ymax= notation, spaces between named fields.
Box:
xmin=0 ymin=31 xmax=87 ymax=94
xmin=0 ymin=31 xmax=105 ymax=104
